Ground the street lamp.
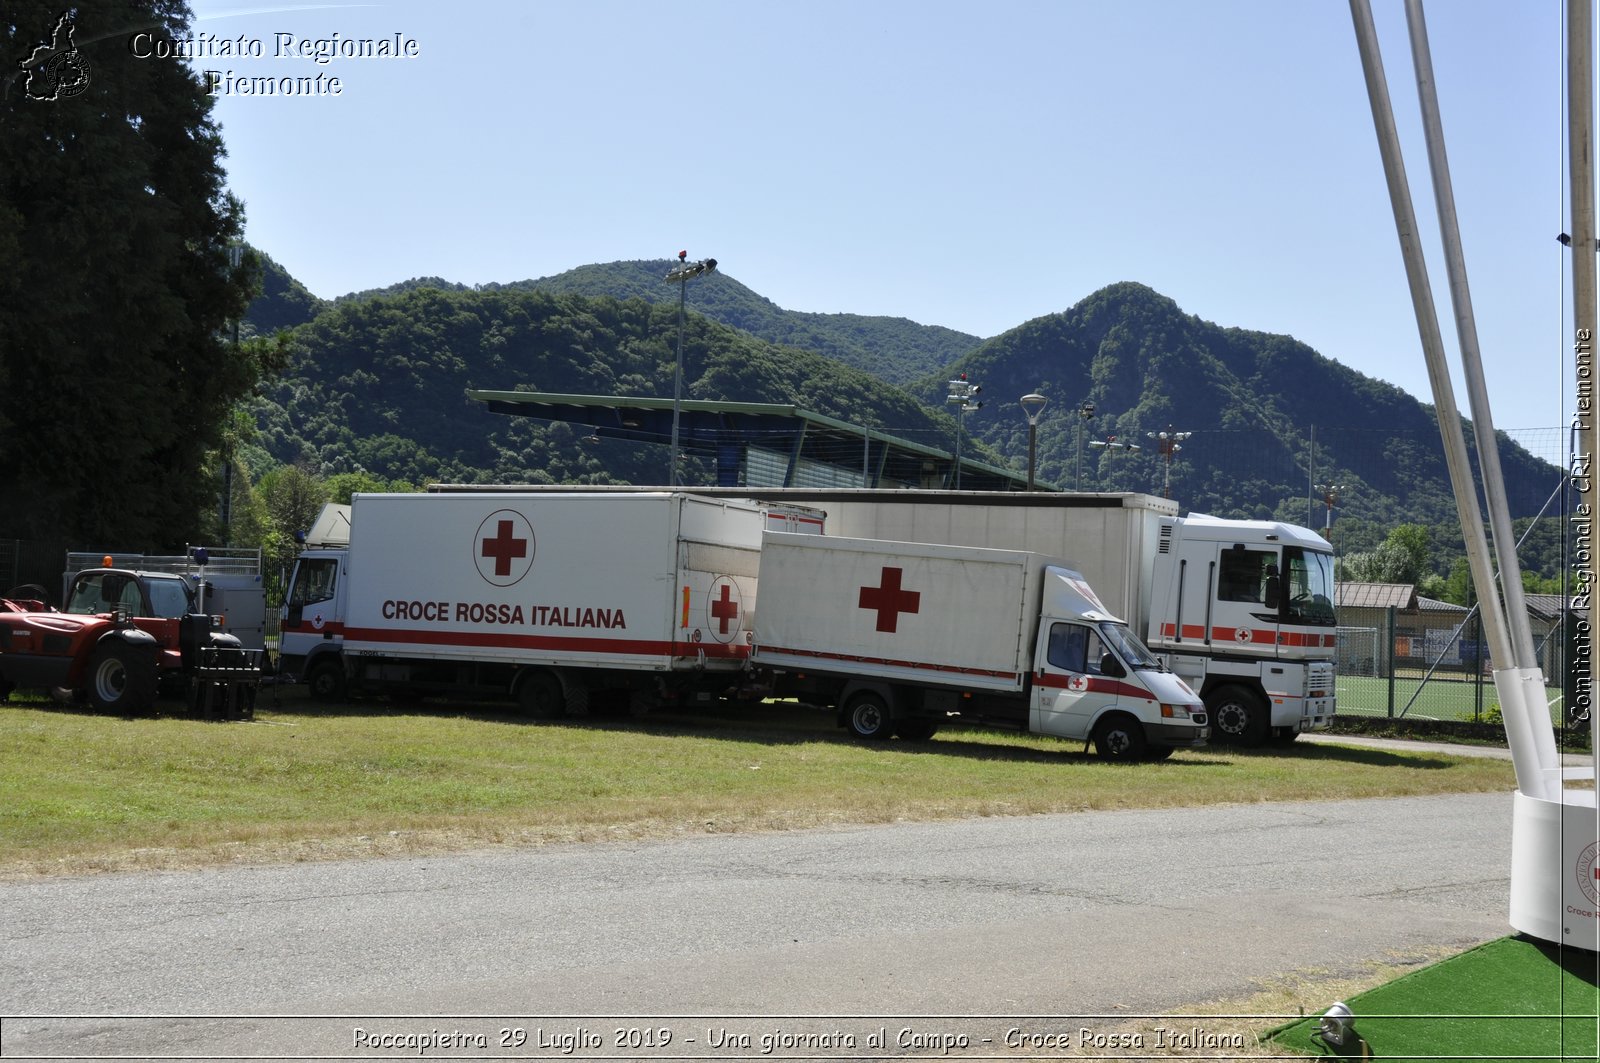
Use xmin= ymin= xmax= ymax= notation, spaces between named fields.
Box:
xmin=1147 ymin=426 xmax=1192 ymax=498
xmin=1315 ymin=483 xmax=1345 ymax=531
xmin=946 ymin=373 xmax=982 ymax=489
xmin=664 ymin=250 xmax=717 ymax=486
xmin=1075 ymin=400 xmax=1096 ymax=491
xmin=1019 ymin=392 xmax=1048 ymax=491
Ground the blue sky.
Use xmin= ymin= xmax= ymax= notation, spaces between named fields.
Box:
xmin=192 ymin=1 xmax=1580 ymax=462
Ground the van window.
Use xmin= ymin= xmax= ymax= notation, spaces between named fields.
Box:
xmin=1047 ymin=623 xmax=1110 ymax=674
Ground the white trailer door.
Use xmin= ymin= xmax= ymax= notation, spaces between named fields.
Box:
xmin=1030 ymin=620 xmax=1122 ymax=741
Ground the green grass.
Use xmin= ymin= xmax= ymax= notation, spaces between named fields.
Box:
xmin=1338 ymin=673 xmax=1566 ymax=724
xmin=1269 ymin=935 xmax=1599 ymax=1061
xmin=0 ymin=692 xmax=1517 ymax=877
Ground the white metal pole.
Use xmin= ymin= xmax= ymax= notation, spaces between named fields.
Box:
xmin=1348 ymin=0 xmax=1552 ymax=798
xmin=1404 ymin=0 xmax=1561 ymax=781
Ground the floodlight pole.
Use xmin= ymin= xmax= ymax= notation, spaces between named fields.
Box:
xmin=664 ymin=252 xmax=717 ymax=487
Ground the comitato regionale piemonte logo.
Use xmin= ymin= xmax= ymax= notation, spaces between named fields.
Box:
xmin=15 ymin=12 xmax=91 ymax=101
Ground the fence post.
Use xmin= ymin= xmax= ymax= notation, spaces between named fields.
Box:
xmin=1473 ymin=612 xmax=1485 ymax=722
xmin=1386 ymin=606 xmax=1397 ymax=717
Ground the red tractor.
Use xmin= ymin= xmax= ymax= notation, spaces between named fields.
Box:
xmin=1 ymin=558 xmax=260 ymax=718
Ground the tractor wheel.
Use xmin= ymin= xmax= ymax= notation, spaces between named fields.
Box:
xmin=86 ymin=640 xmax=157 ymax=714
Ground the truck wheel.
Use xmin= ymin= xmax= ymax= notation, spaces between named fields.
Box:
xmin=86 ymin=640 xmax=156 ymax=714
xmin=1208 ymin=684 xmax=1269 ymax=746
xmin=305 ymin=658 xmax=346 ymax=702
xmin=563 ymin=677 xmax=590 ymax=718
xmin=844 ymin=692 xmax=893 ymax=741
xmin=894 ymin=717 xmax=940 ymax=742
xmin=1091 ymin=714 xmax=1148 ymax=760
xmin=517 ymin=672 xmax=565 ymax=719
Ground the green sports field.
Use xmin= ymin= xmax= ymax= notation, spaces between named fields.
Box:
xmin=1337 ymin=672 xmax=1566 ymax=723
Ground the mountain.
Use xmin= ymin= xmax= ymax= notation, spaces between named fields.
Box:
xmin=247 ymin=258 xmax=980 ymax=387
xmin=242 ymin=283 xmax=988 ymax=488
xmin=923 ymin=282 xmax=1559 ymax=527
xmin=240 ymin=263 xmax=1562 ymax=545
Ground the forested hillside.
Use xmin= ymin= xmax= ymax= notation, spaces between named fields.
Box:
xmin=242 ymin=284 xmax=982 ymax=487
xmin=934 ymin=282 xmax=1559 ymax=528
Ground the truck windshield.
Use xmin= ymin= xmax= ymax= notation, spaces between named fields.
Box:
xmin=1098 ymin=622 xmax=1164 ymax=671
xmin=1283 ymin=547 xmax=1336 ymax=625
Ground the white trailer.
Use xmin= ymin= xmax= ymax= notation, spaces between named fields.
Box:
xmin=280 ymin=492 xmax=770 ymax=713
xmin=751 ymin=532 xmax=1208 ymax=758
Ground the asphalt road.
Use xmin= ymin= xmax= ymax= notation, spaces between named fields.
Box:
xmin=0 ymin=785 xmax=1520 ymax=1060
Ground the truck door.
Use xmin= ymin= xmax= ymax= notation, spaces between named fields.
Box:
xmin=1213 ymin=546 xmax=1282 ymax=655
xmin=1031 ymin=621 xmax=1120 ymax=740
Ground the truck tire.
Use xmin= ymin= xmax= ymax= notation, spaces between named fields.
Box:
xmin=894 ymin=717 xmax=940 ymax=742
xmin=305 ymin=658 xmax=346 ymax=702
xmin=1208 ymin=684 xmax=1269 ymax=746
xmin=563 ymin=676 xmax=590 ymax=718
xmin=85 ymin=640 xmax=156 ymax=714
xmin=843 ymin=692 xmax=893 ymax=741
xmin=1091 ymin=713 xmax=1148 ymax=760
xmin=517 ymin=672 xmax=565 ymax=719
xmin=628 ymin=687 xmax=659 ymax=717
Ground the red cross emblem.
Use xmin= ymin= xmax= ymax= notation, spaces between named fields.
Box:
xmin=859 ymin=566 xmax=921 ymax=633
xmin=711 ymin=582 xmax=738 ymax=634
xmin=474 ymin=510 xmax=535 ymax=587
xmin=481 ymin=519 xmax=527 ymax=576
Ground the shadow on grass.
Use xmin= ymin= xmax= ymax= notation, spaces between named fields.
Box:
xmin=246 ymin=689 xmax=1197 ymax=766
xmin=1526 ymin=935 xmax=1600 ymax=989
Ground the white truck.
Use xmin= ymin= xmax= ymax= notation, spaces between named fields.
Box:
xmin=794 ymin=493 xmax=1337 ymax=745
xmin=279 ymin=492 xmax=774 ymax=713
xmin=751 ymin=532 xmax=1209 ymax=758
xmin=463 ymin=487 xmax=1338 ymax=745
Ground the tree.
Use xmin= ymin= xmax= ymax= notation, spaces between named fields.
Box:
xmin=0 ymin=2 xmax=266 ymax=547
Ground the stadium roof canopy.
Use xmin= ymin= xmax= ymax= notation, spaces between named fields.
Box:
xmin=467 ymin=391 xmax=1052 ymax=492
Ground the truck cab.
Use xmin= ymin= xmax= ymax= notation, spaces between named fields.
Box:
xmin=1029 ymin=569 xmax=1208 ymax=758
xmin=1145 ymin=515 xmax=1338 ymax=743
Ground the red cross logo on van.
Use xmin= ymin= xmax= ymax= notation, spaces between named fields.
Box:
xmin=474 ymin=510 xmax=535 ymax=587
xmin=859 ymin=566 xmax=921 ymax=633
xmin=706 ymin=576 xmax=743 ymax=644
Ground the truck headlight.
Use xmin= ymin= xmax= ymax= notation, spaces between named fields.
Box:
xmin=1160 ymin=703 xmax=1192 ymax=719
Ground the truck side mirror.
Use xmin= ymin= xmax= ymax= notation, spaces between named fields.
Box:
xmin=1099 ymin=653 xmax=1125 ymax=678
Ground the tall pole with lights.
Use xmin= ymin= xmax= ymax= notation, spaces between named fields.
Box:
xmin=1019 ymin=392 xmax=1048 ymax=491
xmin=1315 ymin=483 xmax=1344 ymax=531
xmin=946 ymin=373 xmax=982 ymax=489
xmin=1075 ymin=400 xmax=1096 ymax=491
xmin=1147 ymin=426 xmax=1192 ymax=499
xmin=664 ymin=251 xmax=717 ymax=486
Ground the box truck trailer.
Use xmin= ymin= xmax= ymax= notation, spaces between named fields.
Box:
xmin=279 ymin=492 xmax=773 ymax=714
xmin=750 ymin=532 xmax=1209 ymax=759
xmin=438 ymin=488 xmax=1336 ymax=745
